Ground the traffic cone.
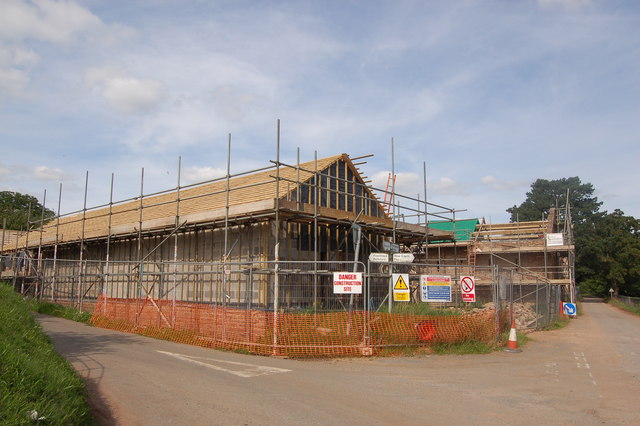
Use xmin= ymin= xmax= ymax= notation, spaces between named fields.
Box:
xmin=503 ymin=319 xmax=522 ymax=353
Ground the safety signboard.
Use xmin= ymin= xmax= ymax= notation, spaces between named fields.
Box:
xmin=460 ymin=276 xmax=476 ymax=303
xmin=368 ymin=253 xmax=389 ymax=263
xmin=392 ymin=253 xmax=414 ymax=263
xmin=562 ymin=302 xmax=577 ymax=316
xmin=420 ymin=275 xmax=451 ymax=302
xmin=392 ymin=273 xmax=410 ymax=302
xmin=333 ymin=272 xmax=363 ymax=294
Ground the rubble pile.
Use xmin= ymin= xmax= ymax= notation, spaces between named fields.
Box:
xmin=467 ymin=302 xmax=539 ymax=329
xmin=511 ymin=302 xmax=539 ymax=328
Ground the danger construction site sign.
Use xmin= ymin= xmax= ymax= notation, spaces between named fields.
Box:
xmin=333 ymin=272 xmax=363 ymax=294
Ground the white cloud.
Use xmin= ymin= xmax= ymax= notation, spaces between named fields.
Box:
xmin=0 ymin=67 xmax=28 ymax=97
xmin=0 ymin=0 xmax=103 ymax=44
xmin=1 ymin=1 xmax=638 ymax=223
xmin=211 ymin=85 xmax=261 ymax=122
xmin=371 ymin=171 xmax=425 ymax=201
xmin=85 ymin=67 xmax=165 ymax=113
xmin=0 ymin=45 xmax=40 ymax=98
xmin=32 ymin=166 xmax=68 ymax=181
xmin=183 ymin=166 xmax=226 ymax=184
xmin=84 ymin=66 xmax=119 ymax=87
xmin=480 ymin=175 xmax=528 ymax=192
xmin=102 ymin=77 xmax=164 ymax=113
xmin=430 ymin=177 xmax=468 ymax=196
xmin=123 ymin=96 xmax=227 ymax=152
xmin=0 ymin=46 xmax=39 ymax=68
xmin=0 ymin=164 xmax=71 ymax=207
xmin=537 ymin=0 xmax=593 ymax=10
xmin=481 ymin=176 xmax=496 ymax=185
xmin=282 ymin=88 xmax=444 ymax=155
xmin=387 ymin=89 xmax=443 ymax=128
xmin=0 ymin=1 xmax=131 ymax=98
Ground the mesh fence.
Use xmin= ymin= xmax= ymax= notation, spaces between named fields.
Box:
xmin=616 ymin=295 xmax=640 ymax=307
xmin=502 ymin=269 xmax=563 ymax=329
xmin=90 ymin=296 xmax=506 ymax=357
xmin=2 ymin=255 xmax=565 ymax=357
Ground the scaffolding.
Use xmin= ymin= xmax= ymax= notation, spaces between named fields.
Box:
xmin=1 ymin=124 xmax=577 ymax=354
xmin=422 ymin=206 xmax=576 ymax=305
xmin=1 ymin=123 xmax=461 ymax=310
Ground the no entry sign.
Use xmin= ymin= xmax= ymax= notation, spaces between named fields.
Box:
xmin=460 ymin=276 xmax=476 ymax=303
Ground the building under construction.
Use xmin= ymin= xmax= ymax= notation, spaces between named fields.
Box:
xmin=1 ymin=151 xmax=455 ymax=307
xmin=424 ymin=207 xmax=574 ymax=290
xmin=0 ymin=144 xmax=574 ymax=356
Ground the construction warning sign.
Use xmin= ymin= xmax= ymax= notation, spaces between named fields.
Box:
xmin=392 ymin=273 xmax=410 ymax=302
xmin=420 ymin=275 xmax=451 ymax=302
xmin=333 ymin=272 xmax=363 ymax=294
xmin=460 ymin=276 xmax=476 ymax=303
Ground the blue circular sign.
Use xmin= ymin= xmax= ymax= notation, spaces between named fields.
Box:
xmin=563 ymin=303 xmax=577 ymax=316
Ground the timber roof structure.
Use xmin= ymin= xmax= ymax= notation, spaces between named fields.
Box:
xmin=3 ymin=153 xmax=454 ymax=251
xmin=426 ymin=208 xmax=574 ymax=253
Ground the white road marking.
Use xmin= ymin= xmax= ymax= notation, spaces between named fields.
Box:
xmin=157 ymin=350 xmax=292 ymax=378
xmin=544 ymin=362 xmax=560 ymax=382
xmin=573 ymin=351 xmax=600 ymax=392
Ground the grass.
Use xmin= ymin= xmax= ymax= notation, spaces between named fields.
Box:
xmin=376 ymin=337 xmax=511 ymax=357
xmin=609 ymin=298 xmax=640 ymax=316
xmin=430 ymin=340 xmax=499 ymax=355
xmin=30 ymin=301 xmax=93 ymax=324
xmin=544 ymin=316 xmax=571 ymax=330
xmin=389 ymin=303 xmax=463 ymax=316
xmin=0 ymin=282 xmax=95 ymax=425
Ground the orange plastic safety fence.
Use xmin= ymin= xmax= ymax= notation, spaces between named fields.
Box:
xmin=90 ymin=295 xmax=507 ymax=357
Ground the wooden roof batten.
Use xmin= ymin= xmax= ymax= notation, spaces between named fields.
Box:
xmin=5 ymin=153 xmax=454 ymax=251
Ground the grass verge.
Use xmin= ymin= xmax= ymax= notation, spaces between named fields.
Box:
xmin=544 ymin=317 xmax=571 ymax=330
xmin=389 ymin=303 xmax=463 ymax=316
xmin=377 ymin=335 xmax=520 ymax=356
xmin=609 ymin=298 xmax=640 ymax=316
xmin=0 ymin=282 xmax=95 ymax=425
xmin=29 ymin=300 xmax=93 ymax=324
xmin=429 ymin=340 xmax=500 ymax=355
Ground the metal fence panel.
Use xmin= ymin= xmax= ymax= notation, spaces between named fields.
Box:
xmin=2 ymin=255 xmax=570 ymax=356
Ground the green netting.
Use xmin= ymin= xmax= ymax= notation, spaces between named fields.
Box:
xmin=428 ymin=219 xmax=479 ymax=242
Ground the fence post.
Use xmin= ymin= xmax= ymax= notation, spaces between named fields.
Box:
xmin=272 ymin=245 xmax=280 ymax=356
xmin=493 ymin=265 xmax=500 ymax=341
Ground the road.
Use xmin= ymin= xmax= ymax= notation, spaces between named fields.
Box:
xmin=38 ymin=299 xmax=640 ymax=425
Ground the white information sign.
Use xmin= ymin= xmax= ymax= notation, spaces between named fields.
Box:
xmin=392 ymin=253 xmax=415 ymax=263
xmin=460 ymin=275 xmax=476 ymax=303
xmin=420 ymin=275 xmax=452 ymax=302
xmin=369 ymin=253 xmax=389 ymax=263
xmin=333 ymin=272 xmax=363 ymax=294
xmin=392 ymin=273 xmax=410 ymax=302
xmin=546 ymin=233 xmax=564 ymax=246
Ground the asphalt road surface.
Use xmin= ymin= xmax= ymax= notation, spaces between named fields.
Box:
xmin=38 ymin=299 xmax=640 ymax=425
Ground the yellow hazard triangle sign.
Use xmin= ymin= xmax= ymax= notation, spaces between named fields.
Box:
xmin=394 ymin=275 xmax=409 ymax=290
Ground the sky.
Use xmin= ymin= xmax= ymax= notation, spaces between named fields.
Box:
xmin=1 ymin=0 xmax=638 ymax=224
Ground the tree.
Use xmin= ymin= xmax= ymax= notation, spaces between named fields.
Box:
xmin=507 ymin=177 xmax=602 ymax=225
xmin=0 ymin=191 xmax=55 ymax=230
xmin=577 ymin=210 xmax=640 ymax=297
xmin=508 ymin=177 xmax=640 ymax=297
